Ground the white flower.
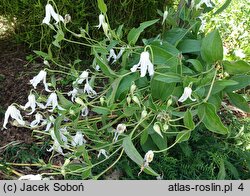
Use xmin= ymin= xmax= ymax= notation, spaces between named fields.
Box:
xmin=81 ymin=106 xmax=89 ymax=117
xmin=143 ymin=150 xmax=154 ymax=167
xmin=130 ymin=51 xmax=154 ymax=77
xmin=18 ymin=174 xmax=42 ymax=180
xmin=195 ymin=0 xmax=213 ymax=10
xmin=30 ymin=113 xmax=44 ymax=128
xmin=107 ymin=49 xmax=117 ymax=62
xmin=3 ymin=105 xmax=25 ymax=129
xmin=42 ymin=3 xmax=64 ymax=25
xmin=84 ymin=82 xmax=97 ymax=98
xmin=44 ymin=92 xmax=64 ymax=112
xmin=153 ymin=123 xmax=163 ymax=138
xmin=47 ymin=139 xmax=64 ymax=155
xmin=97 ymin=149 xmax=109 ymax=159
xmin=44 ymin=116 xmax=55 ymax=132
xmin=71 ymin=131 xmax=86 ymax=147
xmin=141 ymin=109 xmax=148 ymax=119
xmin=116 ymin=47 xmax=125 ymax=60
xmin=234 ymin=49 xmax=246 ymax=58
xmin=30 ymin=70 xmax=51 ymax=92
xmin=113 ymin=124 xmax=126 ymax=142
xmin=22 ymin=93 xmax=37 ymax=115
xmin=97 ymin=14 xmax=105 ymax=29
xmin=77 ymin=71 xmax=89 ymax=85
xmin=178 ymin=86 xmax=196 ymax=102
xmin=67 ymin=88 xmax=78 ymax=101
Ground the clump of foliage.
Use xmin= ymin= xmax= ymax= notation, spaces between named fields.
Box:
xmin=2 ymin=0 xmax=250 ymax=180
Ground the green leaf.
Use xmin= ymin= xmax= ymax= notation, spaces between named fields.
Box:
xmin=97 ymin=0 xmax=107 ymax=13
xmin=57 ymin=93 xmax=73 ymax=110
xmin=153 ymin=72 xmax=181 ymax=83
xmin=214 ymin=0 xmax=232 ymax=15
xmin=115 ymin=74 xmax=137 ymax=100
xmin=151 ymin=78 xmax=175 ymax=100
xmin=201 ymin=29 xmax=223 ymax=64
xmin=178 ymin=39 xmax=201 ymax=53
xmin=52 ymin=29 xmax=64 ymax=48
xmin=151 ymin=133 xmax=167 ymax=150
xmin=107 ymin=77 xmax=122 ymax=105
xmin=223 ymin=60 xmax=250 ymax=74
xmin=33 ymin=50 xmax=51 ymax=60
xmin=123 ymin=136 xmax=159 ymax=176
xmin=217 ymin=160 xmax=226 ymax=180
xmin=198 ymin=103 xmax=228 ymax=135
xmin=227 ymin=92 xmax=250 ymax=113
xmin=92 ymin=107 xmax=111 ymax=115
xmin=186 ymin=59 xmax=203 ymax=72
xmin=176 ymin=130 xmax=191 ymax=143
xmin=211 ymin=79 xmax=239 ymax=94
xmin=225 ymin=75 xmax=250 ymax=92
xmin=127 ymin=19 xmax=159 ymax=45
xmin=184 ymin=110 xmax=195 ymax=130
xmin=54 ymin=115 xmax=64 ymax=145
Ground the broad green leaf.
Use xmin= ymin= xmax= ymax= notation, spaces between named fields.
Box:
xmin=93 ymin=50 xmax=117 ymax=78
xmin=178 ymin=39 xmax=201 ymax=53
xmin=223 ymin=60 xmax=250 ymax=74
xmin=225 ymin=75 xmax=250 ymax=92
xmin=214 ymin=0 xmax=232 ymax=15
xmin=211 ymin=79 xmax=239 ymax=94
xmin=198 ymin=103 xmax=228 ymax=135
xmin=151 ymin=78 xmax=175 ymax=100
xmin=140 ymin=130 xmax=148 ymax=145
xmin=33 ymin=50 xmax=51 ymax=60
xmin=52 ymin=29 xmax=64 ymax=48
xmin=176 ymin=130 xmax=191 ymax=143
xmin=123 ymin=136 xmax=159 ymax=176
xmin=151 ymin=133 xmax=167 ymax=150
xmin=217 ymin=160 xmax=226 ymax=180
xmin=224 ymin=160 xmax=239 ymax=179
xmin=153 ymin=73 xmax=181 ymax=83
xmin=57 ymin=93 xmax=73 ymax=110
xmin=107 ymin=77 xmax=122 ymax=105
xmin=227 ymin=92 xmax=250 ymax=113
xmin=201 ymin=29 xmax=223 ymax=64
xmin=184 ymin=110 xmax=195 ymax=130
xmin=97 ymin=0 xmax=107 ymax=13
xmin=92 ymin=107 xmax=111 ymax=115
xmin=186 ymin=59 xmax=203 ymax=72
xmin=208 ymin=94 xmax=222 ymax=110
xmin=127 ymin=19 xmax=159 ymax=45
xmin=54 ymin=115 xmax=64 ymax=145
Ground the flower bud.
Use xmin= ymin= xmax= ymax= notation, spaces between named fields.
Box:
xmin=69 ymin=109 xmax=75 ymax=116
xmin=100 ymin=97 xmax=105 ymax=106
xmin=64 ymin=14 xmax=71 ymax=24
xmin=143 ymin=150 xmax=154 ymax=167
xmin=127 ymin=96 xmax=131 ymax=105
xmin=163 ymin=123 xmax=169 ymax=131
xmin=130 ymin=84 xmax=137 ymax=94
xmin=153 ymin=123 xmax=163 ymax=138
xmin=116 ymin=124 xmax=126 ymax=134
xmin=167 ymin=98 xmax=172 ymax=107
xmin=75 ymin=97 xmax=84 ymax=106
xmin=132 ymin=96 xmax=140 ymax=107
xmin=141 ymin=109 xmax=147 ymax=119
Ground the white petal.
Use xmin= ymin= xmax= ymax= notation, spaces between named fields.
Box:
xmin=30 ymin=70 xmax=46 ymax=89
xmin=147 ymin=61 xmax=154 ymax=76
xmin=130 ymin=63 xmax=140 ymax=73
xmin=18 ymin=174 xmax=42 ymax=180
xmin=97 ymin=14 xmax=105 ymax=29
xmin=3 ymin=106 xmax=11 ymax=129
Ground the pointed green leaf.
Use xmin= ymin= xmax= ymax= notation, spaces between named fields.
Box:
xmin=227 ymin=92 xmax=250 ymax=113
xmin=97 ymin=0 xmax=107 ymax=13
xmin=123 ymin=136 xmax=159 ymax=176
xmin=54 ymin=115 xmax=64 ymax=145
xmin=184 ymin=110 xmax=195 ymax=130
xmin=223 ymin=60 xmax=250 ymax=74
xmin=201 ymin=29 xmax=223 ymax=64
xmin=176 ymin=130 xmax=191 ymax=143
xmin=198 ymin=103 xmax=228 ymax=135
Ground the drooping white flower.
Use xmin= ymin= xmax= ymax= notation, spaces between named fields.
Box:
xmin=107 ymin=49 xmax=117 ymax=62
xmin=67 ymin=88 xmax=78 ymax=102
xmin=84 ymin=81 xmax=97 ymax=98
xmin=130 ymin=51 xmax=154 ymax=77
xmin=47 ymin=139 xmax=64 ymax=155
xmin=113 ymin=124 xmax=126 ymax=142
xmin=42 ymin=3 xmax=64 ymax=25
xmin=71 ymin=131 xmax=86 ymax=147
xmin=234 ymin=49 xmax=246 ymax=58
xmin=44 ymin=115 xmax=55 ymax=132
xmin=178 ymin=86 xmax=196 ymax=102
xmin=3 ymin=105 xmax=25 ymax=129
xmin=97 ymin=149 xmax=109 ymax=159
xmin=143 ymin=150 xmax=154 ymax=167
xmin=116 ymin=47 xmax=125 ymax=60
xmin=77 ymin=71 xmax=89 ymax=85
xmin=18 ymin=174 xmax=42 ymax=180
xmin=22 ymin=93 xmax=36 ymax=115
xmin=195 ymin=0 xmax=213 ymax=10
xmin=30 ymin=113 xmax=44 ymax=128
xmin=30 ymin=70 xmax=51 ymax=92
xmin=97 ymin=14 xmax=105 ymax=29
xmin=44 ymin=92 xmax=64 ymax=112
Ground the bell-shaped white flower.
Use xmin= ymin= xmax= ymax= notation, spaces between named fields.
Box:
xmin=18 ymin=174 xmax=42 ymax=180
xmin=97 ymin=149 xmax=109 ymax=159
xmin=30 ymin=113 xmax=44 ymax=128
xmin=3 ymin=105 xmax=25 ymax=129
xmin=71 ymin=131 xmax=86 ymax=147
xmin=178 ymin=86 xmax=196 ymax=102
xmin=67 ymin=88 xmax=78 ymax=101
xmin=44 ymin=115 xmax=55 ymax=132
xmin=130 ymin=51 xmax=154 ymax=77
xmin=84 ymin=81 xmax=97 ymax=98
xmin=116 ymin=47 xmax=125 ymax=60
xmin=195 ymin=0 xmax=213 ymax=10
xmin=77 ymin=71 xmax=89 ymax=85
xmin=113 ymin=124 xmax=126 ymax=142
xmin=30 ymin=70 xmax=51 ymax=92
xmin=107 ymin=49 xmax=117 ymax=62
xmin=47 ymin=139 xmax=64 ymax=155
xmin=42 ymin=3 xmax=64 ymax=25
xmin=44 ymin=92 xmax=64 ymax=112
xmin=143 ymin=150 xmax=154 ymax=167
xmin=22 ymin=93 xmax=37 ymax=115
xmin=97 ymin=14 xmax=105 ymax=29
